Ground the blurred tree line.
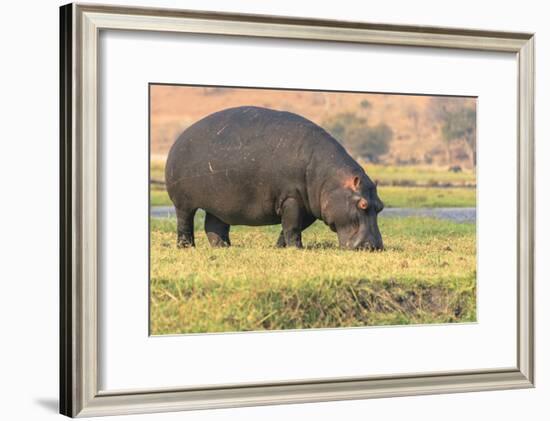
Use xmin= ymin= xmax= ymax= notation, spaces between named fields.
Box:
xmin=323 ymin=98 xmax=476 ymax=168
xmin=429 ymin=97 xmax=477 ymax=168
xmin=323 ymin=113 xmax=393 ymax=163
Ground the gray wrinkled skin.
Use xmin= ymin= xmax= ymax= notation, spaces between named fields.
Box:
xmin=165 ymin=106 xmax=384 ymax=250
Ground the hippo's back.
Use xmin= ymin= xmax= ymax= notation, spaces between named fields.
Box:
xmin=164 ymin=106 xmax=347 ymax=225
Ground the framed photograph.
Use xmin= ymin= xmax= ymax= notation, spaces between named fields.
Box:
xmin=60 ymin=3 xmax=535 ymax=417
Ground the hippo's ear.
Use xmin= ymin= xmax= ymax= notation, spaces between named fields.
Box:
xmin=344 ymin=175 xmax=361 ymax=191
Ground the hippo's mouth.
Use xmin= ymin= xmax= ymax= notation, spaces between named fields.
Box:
xmin=336 ymin=218 xmax=384 ymax=251
xmin=343 ymin=235 xmax=383 ymax=251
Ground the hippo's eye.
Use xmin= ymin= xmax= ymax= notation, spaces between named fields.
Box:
xmin=358 ymin=198 xmax=368 ymax=210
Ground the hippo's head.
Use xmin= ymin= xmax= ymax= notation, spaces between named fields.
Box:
xmin=321 ymin=173 xmax=384 ymax=251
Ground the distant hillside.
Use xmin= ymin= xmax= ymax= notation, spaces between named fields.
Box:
xmin=150 ymin=85 xmax=476 ymax=168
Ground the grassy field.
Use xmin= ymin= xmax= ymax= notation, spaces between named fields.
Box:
xmin=150 ymin=160 xmax=476 ymax=208
xmin=150 ymin=160 xmax=475 ymax=185
xmin=150 ymin=185 xmax=475 ymax=208
xmin=150 ymin=159 xmax=476 ymax=334
xmin=150 ymin=213 xmax=476 ymax=334
xmin=366 ymin=164 xmax=476 ymax=185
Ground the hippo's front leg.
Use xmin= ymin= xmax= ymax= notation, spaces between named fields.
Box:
xmin=276 ymin=214 xmax=316 ymax=247
xmin=279 ymin=197 xmax=304 ymax=248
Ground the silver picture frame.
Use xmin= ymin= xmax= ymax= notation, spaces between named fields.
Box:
xmin=60 ymin=2 xmax=535 ymax=417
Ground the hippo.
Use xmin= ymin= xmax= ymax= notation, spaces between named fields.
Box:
xmin=165 ymin=106 xmax=384 ymax=250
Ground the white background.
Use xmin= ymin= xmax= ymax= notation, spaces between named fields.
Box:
xmin=0 ymin=0 xmax=547 ymax=420
xmin=100 ymin=30 xmax=517 ymax=390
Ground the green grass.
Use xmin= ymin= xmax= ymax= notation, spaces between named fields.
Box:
xmin=150 ymin=185 xmax=475 ymax=208
xmin=150 ymin=214 xmax=476 ymax=334
xmin=366 ymin=164 xmax=476 ymax=185
xmin=150 ymin=160 xmax=476 ymax=208
xmin=151 ymin=160 xmax=475 ymax=185
xmin=151 ymin=160 xmax=166 ymax=182
xmin=379 ymin=186 xmax=475 ymax=208
xmin=150 ymin=188 xmax=171 ymax=207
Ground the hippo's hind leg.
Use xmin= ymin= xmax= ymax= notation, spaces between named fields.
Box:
xmin=205 ymin=213 xmax=231 ymax=247
xmin=176 ymin=207 xmax=197 ymax=248
xmin=276 ymin=213 xmax=315 ymax=248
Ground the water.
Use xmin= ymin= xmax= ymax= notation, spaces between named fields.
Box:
xmin=150 ymin=206 xmax=476 ymax=223
xmin=380 ymin=207 xmax=475 ymax=223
